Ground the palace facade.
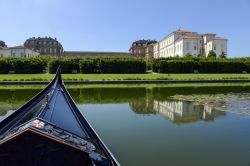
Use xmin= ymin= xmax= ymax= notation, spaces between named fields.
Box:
xmin=154 ymin=30 xmax=227 ymax=58
xmin=129 ymin=40 xmax=157 ymax=58
xmin=24 ymin=37 xmax=63 ymax=56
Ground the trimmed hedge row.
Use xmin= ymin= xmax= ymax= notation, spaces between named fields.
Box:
xmin=0 ymin=58 xmax=47 ymax=74
xmin=152 ymin=58 xmax=250 ymax=73
xmin=49 ymin=57 xmax=146 ymax=74
xmin=49 ymin=58 xmax=81 ymax=74
xmin=2 ymin=57 xmax=250 ymax=74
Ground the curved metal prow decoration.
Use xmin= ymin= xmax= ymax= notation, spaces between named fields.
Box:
xmin=58 ymin=47 xmax=63 ymax=69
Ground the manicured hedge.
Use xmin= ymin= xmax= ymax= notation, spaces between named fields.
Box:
xmin=0 ymin=59 xmax=11 ymax=74
xmin=0 ymin=58 xmax=47 ymax=74
xmin=80 ymin=57 xmax=146 ymax=74
xmin=152 ymin=58 xmax=250 ymax=73
xmin=49 ymin=57 xmax=146 ymax=74
xmin=49 ymin=58 xmax=80 ymax=74
xmin=80 ymin=59 xmax=99 ymax=74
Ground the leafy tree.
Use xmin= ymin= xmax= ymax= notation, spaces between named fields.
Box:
xmin=185 ymin=53 xmax=193 ymax=57
xmin=197 ymin=54 xmax=205 ymax=58
xmin=219 ymin=52 xmax=226 ymax=58
xmin=208 ymin=50 xmax=217 ymax=58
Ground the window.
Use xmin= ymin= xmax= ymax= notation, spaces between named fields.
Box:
xmin=214 ymin=44 xmax=217 ymax=50
xmin=194 ymin=45 xmax=197 ymax=50
xmin=221 ymin=44 xmax=224 ymax=51
xmin=54 ymin=48 xmax=57 ymax=53
xmin=50 ymin=48 xmax=52 ymax=53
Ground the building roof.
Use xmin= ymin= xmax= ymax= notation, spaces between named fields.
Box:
xmin=132 ymin=40 xmax=157 ymax=46
xmin=10 ymin=45 xmax=27 ymax=49
xmin=213 ymin=37 xmax=227 ymax=40
xmin=0 ymin=46 xmax=9 ymax=50
xmin=175 ymin=29 xmax=193 ymax=33
xmin=26 ymin=37 xmax=59 ymax=42
xmin=64 ymin=51 xmax=131 ymax=57
xmin=204 ymin=33 xmax=216 ymax=36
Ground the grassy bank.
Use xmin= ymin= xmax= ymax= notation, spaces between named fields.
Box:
xmin=0 ymin=73 xmax=250 ymax=82
xmin=1 ymin=82 xmax=250 ymax=90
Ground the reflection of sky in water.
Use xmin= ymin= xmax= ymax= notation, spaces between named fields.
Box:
xmin=0 ymin=89 xmax=250 ymax=166
xmin=0 ymin=110 xmax=14 ymax=122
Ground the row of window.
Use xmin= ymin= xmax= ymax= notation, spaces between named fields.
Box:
xmin=40 ymin=48 xmax=58 ymax=54
xmin=38 ymin=41 xmax=58 ymax=45
xmin=207 ymin=44 xmax=224 ymax=51
xmin=160 ymin=36 xmax=174 ymax=48
xmin=28 ymin=41 xmax=58 ymax=45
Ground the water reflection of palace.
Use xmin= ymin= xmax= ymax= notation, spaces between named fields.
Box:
xmin=153 ymin=101 xmax=226 ymax=124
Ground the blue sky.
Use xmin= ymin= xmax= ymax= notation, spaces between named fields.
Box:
xmin=0 ymin=0 xmax=250 ymax=57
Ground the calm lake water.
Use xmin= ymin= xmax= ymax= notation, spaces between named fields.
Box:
xmin=0 ymin=85 xmax=250 ymax=166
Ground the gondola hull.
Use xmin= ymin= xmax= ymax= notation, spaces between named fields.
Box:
xmin=0 ymin=69 xmax=120 ymax=166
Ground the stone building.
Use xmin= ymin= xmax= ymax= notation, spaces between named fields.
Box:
xmin=0 ymin=46 xmax=40 ymax=57
xmin=63 ymin=51 xmax=131 ymax=57
xmin=154 ymin=29 xmax=227 ymax=58
xmin=129 ymin=40 xmax=157 ymax=58
xmin=24 ymin=37 xmax=63 ymax=56
xmin=0 ymin=40 xmax=7 ymax=47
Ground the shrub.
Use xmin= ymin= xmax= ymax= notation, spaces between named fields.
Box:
xmin=7 ymin=57 xmax=47 ymax=74
xmin=0 ymin=58 xmax=11 ymax=74
xmin=158 ymin=60 xmax=201 ymax=73
xmin=80 ymin=59 xmax=99 ymax=74
xmin=81 ymin=57 xmax=146 ymax=74
xmin=152 ymin=58 xmax=247 ymax=73
xmin=208 ymin=50 xmax=217 ymax=58
xmin=49 ymin=58 xmax=80 ymax=74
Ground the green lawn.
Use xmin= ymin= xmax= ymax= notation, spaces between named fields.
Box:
xmin=0 ymin=73 xmax=250 ymax=82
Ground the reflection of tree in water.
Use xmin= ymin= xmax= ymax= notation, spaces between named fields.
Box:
xmin=0 ymin=86 xmax=249 ymax=122
xmin=129 ymin=98 xmax=156 ymax=115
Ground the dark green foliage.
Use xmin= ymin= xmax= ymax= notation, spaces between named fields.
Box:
xmin=0 ymin=58 xmax=47 ymax=74
xmin=219 ymin=52 xmax=226 ymax=58
xmin=152 ymin=57 xmax=250 ymax=73
xmin=208 ymin=50 xmax=217 ymax=58
xmin=184 ymin=53 xmax=193 ymax=57
xmin=0 ymin=59 xmax=11 ymax=74
xmin=80 ymin=59 xmax=99 ymax=74
xmin=80 ymin=57 xmax=146 ymax=74
xmin=158 ymin=60 xmax=201 ymax=73
xmin=0 ymin=56 xmax=146 ymax=74
xmin=49 ymin=58 xmax=80 ymax=74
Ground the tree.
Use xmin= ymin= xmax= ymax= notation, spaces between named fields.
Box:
xmin=185 ymin=53 xmax=193 ymax=57
xmin=219 ymin=52 xmax=226 ymax=58
xmin=197 ymin=54 xmax=205 ymax=58
xmin=208 ymin=50 xmax=217 ymax=58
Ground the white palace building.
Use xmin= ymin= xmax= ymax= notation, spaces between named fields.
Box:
xmin=153 ymin=30 xmax=227 ymax=58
